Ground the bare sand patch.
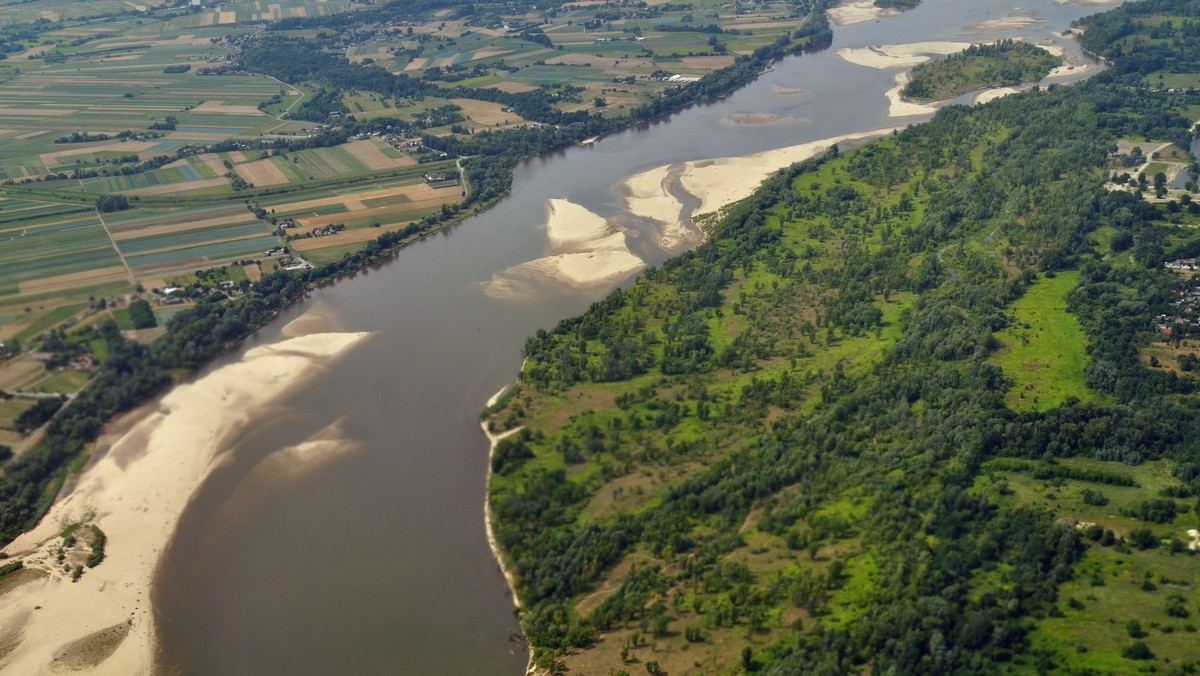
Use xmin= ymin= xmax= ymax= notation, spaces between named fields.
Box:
xmin=486 ymin=199 xmax=645 ymax=293
xmin=18 ymin=266 xmax=129 ymax=296
xmin=675 ymin=127 xmax=903 ymax=216
xmin=836 ymin=41 xmax=972 ymax=69
xmin=722 ymin=112 xmax=803 ymax=125
xmin=974 ymin=87 xmax=1021 ymax=105
xmin=885 ymin=72 xmax=940 ymax=118
xmin=515 ymin=251 xmax=645 ymax=289
xmin=546 ymin=198 xmax=613 ymax=248
xmin=622 ymin=165 xmax=684 ymax=228
xmin=0 ymin=329 xmax=370 ymax=676
xmin=771 ymin=84 xmax=809 ymax=96
xmin=124 ymin=177 xmax=229 ymax=196
xmin=965 ymin=11 xmax=1042 ymax=32
xmin=828 ymin=0 xmax=900 ymax=26
xmin=235 ymin=158 xmax=289 ymax=186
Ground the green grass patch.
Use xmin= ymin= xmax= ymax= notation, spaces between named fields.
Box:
xmin=991 ymin=271 xmax=1100 ymax=411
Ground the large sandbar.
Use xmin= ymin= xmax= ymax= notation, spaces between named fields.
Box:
xmin=0 ymin=327 xmax=371 ymax=675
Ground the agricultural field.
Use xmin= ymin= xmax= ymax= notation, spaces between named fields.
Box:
xmin=0 ymin=0 xmax=802 ymax=343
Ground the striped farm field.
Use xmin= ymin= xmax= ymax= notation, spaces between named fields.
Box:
xmin=2 ymin=247 xmax=124 ymax=286
xmin=126 ymin=234 xmax=281 ymax=268
xmin=116 ymin=220 xmax=274 ymax=255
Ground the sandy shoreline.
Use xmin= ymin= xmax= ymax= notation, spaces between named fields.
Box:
xmin=836 ymin=41 xmax=974 ymax=69
xmin=621 ymin=127 xmax=903 ymax=230
xmin=0 ymin=322 xmax=370 ymax=674
xmin=885 ymin=72 xmax=940 ymax=118
xmin=480 ymin=415 xmax=533 ymax=674
xmin=827 ymin=0 xmax=900 ymax=26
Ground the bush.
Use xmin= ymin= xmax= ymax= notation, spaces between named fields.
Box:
xmin=1121 ymin=641 xmax=1154 ymax=660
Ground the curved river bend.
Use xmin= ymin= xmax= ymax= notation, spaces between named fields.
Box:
xmin=153 ymin=0 xmax=1113 ymax=672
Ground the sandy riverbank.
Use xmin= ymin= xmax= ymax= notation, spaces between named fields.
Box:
xmin=836 ymin=41 xmax=973 ymax=69
xmin=885 ymin=72 xmax=940 ymax=118
xmin=827 ymin=0 xmax=900 ymax=26
xmin=480 ymin=407 xmax=533 ymax=674
xmin=0 ymin=323 xmax=370 ymax=675
xmin=621 ymin=127 xmax=903 ymax=229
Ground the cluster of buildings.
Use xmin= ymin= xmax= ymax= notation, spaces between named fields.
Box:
xmin=1155 ymin=264 xmax=1200 ymax=334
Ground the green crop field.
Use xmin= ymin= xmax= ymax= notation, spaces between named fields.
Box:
xmin=126 ymin=234 xmax=281 ymax=268
xmin=116 ymin=222 xmax=274 ymax=255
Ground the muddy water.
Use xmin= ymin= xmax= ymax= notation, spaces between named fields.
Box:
xmin=153 ymin=1 xmax=1115 ymax=672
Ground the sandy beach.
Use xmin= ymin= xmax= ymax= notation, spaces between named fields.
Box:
xmin=885 ymin=72 xmax=940 ymax=118
xmin=0 ymin=322 xmax=370 ymax=675
xmin=621 ymin=127 xmax=903 ymax=230
xmin=836 ymin=42 xmax=973 ymax=69
xmin=974 ymin=87 xmax=1022 ymax=105
xmin=827 ymin=0 xmax=901 ymax=26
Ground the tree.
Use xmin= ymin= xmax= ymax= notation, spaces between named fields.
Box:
xmin=128 ymin=300 xmax=157 ymax=330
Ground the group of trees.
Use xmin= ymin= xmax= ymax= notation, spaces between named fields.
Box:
xmin=901 ymin=40 xmax=1062 ymax=101
xmin=486 ymin=0 xmax=1200 ymax=670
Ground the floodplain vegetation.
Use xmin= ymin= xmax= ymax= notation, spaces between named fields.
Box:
xmin=901 ymin=39 xmax=1062 ymax=102
xmin=483 ymin=0 xmax=1200 ymax=672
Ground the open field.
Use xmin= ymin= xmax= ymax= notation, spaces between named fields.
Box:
xmin=991 ymin=271 xmax=1101 ymax=411
xmin=974 ymin=458 xmax=1200 ymax=671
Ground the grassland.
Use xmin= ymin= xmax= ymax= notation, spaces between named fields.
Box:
xmin=990 ymin=271 xmax=1101 ymax=411
xmin=974 ymin=457 xmax=1200 ymax=671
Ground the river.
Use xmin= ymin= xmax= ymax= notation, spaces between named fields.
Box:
xmin=152 ymin=0 xmax=1115 ymax=672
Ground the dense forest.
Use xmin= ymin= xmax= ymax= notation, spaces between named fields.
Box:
xmin=484 ymin=1 xmax=1200 ymax=672
xmin=901 ymin=39 xmax=1062 ymax=102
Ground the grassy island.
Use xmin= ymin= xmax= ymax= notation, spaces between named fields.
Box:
xmin=902 ymin=39 xmax=1062 ymax=101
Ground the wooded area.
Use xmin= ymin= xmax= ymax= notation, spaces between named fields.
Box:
xmin=484 ymin=1 xmax=1200 ymax=671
